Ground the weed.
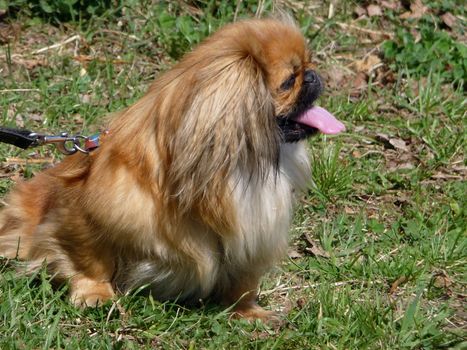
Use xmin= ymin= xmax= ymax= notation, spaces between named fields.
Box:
xmin=0 ymin=0 xmax=118 ymax=22
xmin=309 ymin=140 xmax=353 ymax=203
xmin=382 ymin=17 xmax=466 ymax=84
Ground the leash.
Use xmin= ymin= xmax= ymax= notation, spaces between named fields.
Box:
xmin=0 ymin=127 xmax=106 ymax=155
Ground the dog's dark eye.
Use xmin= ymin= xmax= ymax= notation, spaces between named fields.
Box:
xmin=280 ymin=74 xmax=296 ymax=91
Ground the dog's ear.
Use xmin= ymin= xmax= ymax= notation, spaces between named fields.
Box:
xmin=153 ymin=53 xmax=278 ymax=234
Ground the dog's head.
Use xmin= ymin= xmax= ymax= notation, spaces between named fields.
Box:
xmin=236 ymin=18 xmax=345 ymax=142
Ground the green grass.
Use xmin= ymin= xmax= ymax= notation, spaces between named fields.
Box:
xmin=0 ymin=1 xmax=466 ymax=349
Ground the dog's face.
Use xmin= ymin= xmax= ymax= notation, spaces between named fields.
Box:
xmin=269 ymin=50 xmax=323 ymax=142
xmin=275 ymin=68 xmax=323 ymax=142
xmin=246 ymin=20 xmax=342 ymax=142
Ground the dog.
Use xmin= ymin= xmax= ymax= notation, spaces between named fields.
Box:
xmin=0 ymin=17 xmax=345 ymax=321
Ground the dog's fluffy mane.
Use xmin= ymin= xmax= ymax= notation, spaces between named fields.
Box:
xmin=101 ymin=19 xmax=303 ymax=235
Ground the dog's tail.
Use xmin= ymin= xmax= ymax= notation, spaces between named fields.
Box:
xmin=0 ymin=178 xmax=50 ymax=259
xmin=0 ymin=182 xmax=40 ymax=260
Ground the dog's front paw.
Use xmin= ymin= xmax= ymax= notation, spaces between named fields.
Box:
xmin=70 ymin=276 xmax=115 ymax=308
xmin=231 ymin=304 xmax=283 ymax=327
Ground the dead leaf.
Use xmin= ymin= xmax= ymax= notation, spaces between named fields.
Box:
xmin=354 ymin=54 xmax=382 ymax=74
xmin=79 ymin=94 xmax=92 ymax=104
xmin=354 ymin=126 xmax=365 ymax=133
xmin=400 ymin=153 xmax=414 ymax=164
xmin=79 ymin=67 xmax=88 ymax=77
xmin=397 ymin=162 xmax=415 ymax=170
xmin=375 ymin=132 xmax=390 ymax=144
xmin=375 ymin=134 xmax=409 ymax=152
xmin=400 ymin=12 xmax=412 ymax=19
xmin=393 ymin=193 xmax=410 ymax=207
xmin=305 ymin=245 xmax=330 ymax=258
xmin=354 ymin=6 xmax=367 ymax=17
xmin=380 ymin=69 xmax=396 ymax=85
xmin=367 ymin=4 xmax=383 ymax=17
xmin=281 ymin=299 xmax=294 ymax=316
xmin=378 ymin=103 xmax=399 ymax=114
xmin=368 ymin=31 xmax=383 ymax=42
xmin=351 ymin=72 xmax=368 ymax=93
xmin=296 ymin=298 xmax=306 ymax=309
xmin=433 ymin=271 xmax=452 ymax=289
xmin=344 ymin=206 xmax=356 ymax=214
xmin=389 ymin=138 xmax=408 ymax=152
xmin=400 ymin=0 xmax=428 ymax=19
xmin=72 ymin=114 xmax=84 ymax=125
xmin=387 ymin=160 xmax=398 ymax=171
xmin=13 ymin=57 xmax=46 ymax=70
xmin=303 ymin=233 xmax=330 ymax=258
xmin=410 ymin=0 xmax=429 ymax=17
xmin=388 ymin=161 xmax=415 ymax=171
xmin=250 ymin=330 xmax=274 ymax=340
xmin=0 ymin=22 xmax=20 ymax=44
xmin=15 ymin=114 xmax=24 ymax=128
xmin=324 ymin=66 xmax=347 ymax=89
xmin=288 ymin=248 xmax=303 ymax=259
xmin=441 ymin=12 xmax=457 ymax=28
xmin=381 ymin=1 xmax=399 ymax=10
xmin=389 ymin=276 xmax=408 ymax=294
xmin=410 ymin=28 xmax=422 ymax=43
xmin=27 ymin=113 xmax=44 ymax=122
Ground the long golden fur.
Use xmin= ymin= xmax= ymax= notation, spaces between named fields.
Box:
xmin=0 ymin=18 xmax=337 ymax=321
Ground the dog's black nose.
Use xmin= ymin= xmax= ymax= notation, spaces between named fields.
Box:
xmin=304 ymin=70 xmax=319 ymax=84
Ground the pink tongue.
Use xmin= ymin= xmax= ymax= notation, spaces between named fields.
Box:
xmin=295 ymin=106 xmax=345 ymax=134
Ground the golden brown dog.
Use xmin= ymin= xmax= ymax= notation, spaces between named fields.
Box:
xmin=0 ymin=17 xmax=344 ymax=321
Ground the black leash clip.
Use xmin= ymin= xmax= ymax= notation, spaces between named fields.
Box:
xmin=0 ymin=127 xmax=89 ymax=155
xmin=0 ymin=127 xmax=39 ymax=150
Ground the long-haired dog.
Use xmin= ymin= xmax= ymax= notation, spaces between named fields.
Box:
xmin=0 ymin=17 xmax=344 ymax=321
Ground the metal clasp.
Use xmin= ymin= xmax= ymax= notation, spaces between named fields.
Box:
xmin=34 ymin=132 xmax=90 ymax=155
